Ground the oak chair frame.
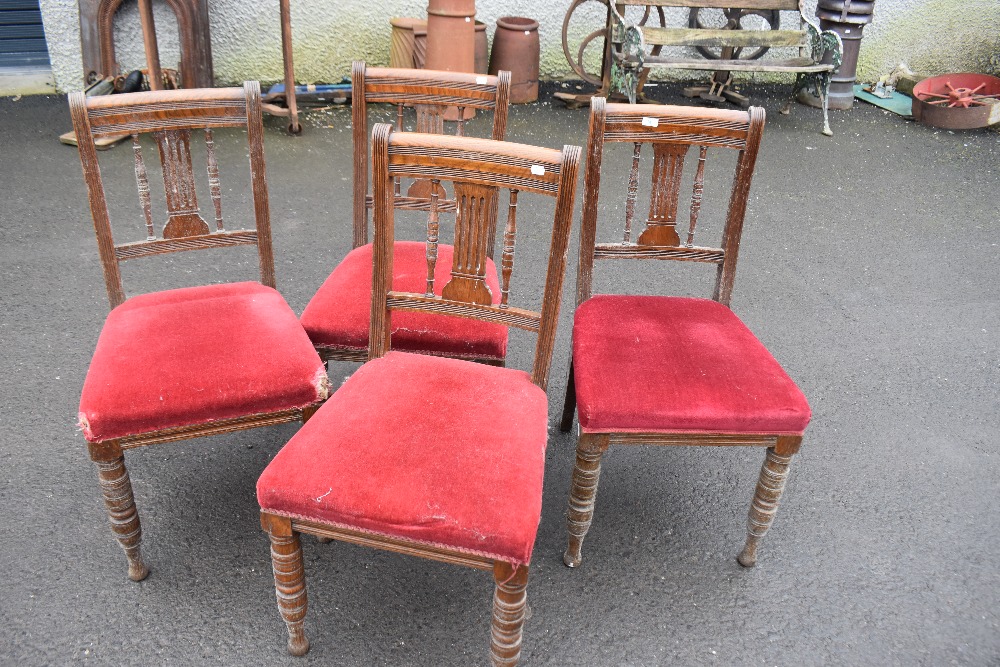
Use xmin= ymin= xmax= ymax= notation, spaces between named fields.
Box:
xmin=71 ymin=82 xmax=327 ymax=581
xmin=559 ymin=98 xmax=803 ymax=569
xmin=261 ymin=127 xmax=581 ymax=665
xmin=311 ymin=62 xmax=512 ymax=364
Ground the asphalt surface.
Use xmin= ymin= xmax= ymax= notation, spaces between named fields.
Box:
xmin=1 ymin=82 xmax=997 ymax=666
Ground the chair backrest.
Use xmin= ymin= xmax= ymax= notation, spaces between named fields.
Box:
xmin=69 ymin=82 xmax=274 ymax=310
xmin=351 ymin=61 xmax=512 ymax=250
xmin=370 ymin=126 xmax=581 ymax=391
xmin=575 ymin=98 xmax=765 ymax=309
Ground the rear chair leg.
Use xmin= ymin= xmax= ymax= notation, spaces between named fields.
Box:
xmin=262 ymin=514 xmax=310 ymax=656
xmin=564 ymin=434 xmax=610 ymax=567
xmin=738 ymin=447 xmax=794 ymax=567
xmin=91 ymin=441 xmax=149 ymax=582
xmin=559 ymin=361 xmax=576 ymax=433
xmin=490 ymin=562 xmax=529 ymax=667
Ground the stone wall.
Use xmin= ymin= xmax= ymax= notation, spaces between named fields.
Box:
xmin=38 ymin=0 xmax=1000 ymax=93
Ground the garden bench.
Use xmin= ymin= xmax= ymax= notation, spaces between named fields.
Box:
xmin=609 ymin=1 xmax=843 ymax=135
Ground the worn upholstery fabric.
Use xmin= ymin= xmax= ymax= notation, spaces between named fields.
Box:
xmin=573 ymin=295 xmax=811 ymax=435
xmin=301 ymin=241 xmax=508 ymax=360
xmin=257 ymin=351 xmax=548 ymax=565
xmin=78 ymin=282 xmax=327 ymax=442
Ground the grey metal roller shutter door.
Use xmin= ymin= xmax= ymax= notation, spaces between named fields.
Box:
xmin=0 ymin=0 xmax=50 ymax=68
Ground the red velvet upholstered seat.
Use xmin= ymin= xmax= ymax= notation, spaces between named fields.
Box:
xmin=79 ymin=282 xmax=328 ymax=443
xmin=573 ymin=295 xmax=811 ymax=436
xmin=300 ymin=241 xmax=508 ymax=360
xmin=257 ymin=350 xmax=548 ymax=565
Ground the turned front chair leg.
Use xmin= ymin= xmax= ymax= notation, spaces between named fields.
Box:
xmin=262 ymin=513 xmax=310 ymax=656
xmin=564 ymin=434 xmax=610 ymax=567
xmin=90 ymin=441 xmax=148 ymax=582
xmin=490 ymin=561 xmax=529 ymax=667
xmin=738 ymin=445 xmax=796 ymax=568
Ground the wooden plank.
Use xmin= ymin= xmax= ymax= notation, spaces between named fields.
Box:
xmin=631 ymin=56 xmax=833 ymax=73
xmin=641 ymin=26 xmax=806 ymax=48
xmin=617 ymin=0 xmax=799 ymax=9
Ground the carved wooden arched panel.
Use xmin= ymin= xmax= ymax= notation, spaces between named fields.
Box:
xmin=79 ymin=0 xmax=213 ymax=87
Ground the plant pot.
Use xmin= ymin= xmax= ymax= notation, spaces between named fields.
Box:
xmin=390 ymin=17 xmax=424 ymax=69
xmin=488 ymin=16 xmax=539 ymax=104
xmin=413 ymin=21 xmax=428 ymax=69
xmin=425 ymin=0 xmax=476 ymax=120
xmin=425 ymin=0 xmax=475 ymax=74
xmin=410 ymin=21 xmax=481 ymax=75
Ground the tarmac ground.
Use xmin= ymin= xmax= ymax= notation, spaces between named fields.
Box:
xmin=0 ymin=81 xmax=998 ymax=665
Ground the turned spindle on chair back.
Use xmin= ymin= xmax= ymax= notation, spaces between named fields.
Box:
xmin=69 ymin=82 xmax=273 ymax=310
xmin=370 ymin=126 xmax=580 ymax=391
xmin=577 ymin=98 xmax=765 ymax=309
xmin=352 ymin=62 xmax=511 ymax=250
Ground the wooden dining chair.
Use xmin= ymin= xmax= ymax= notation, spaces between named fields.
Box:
xmin=300 ymin=62 xmax=513 ymax=364
xmin=71 ymin=83 xmax=329 ymax=581
xmin=258 ymin=127 xmax=580 ymax=665
xmin=559 ymin=99 xmax=811 ymax=569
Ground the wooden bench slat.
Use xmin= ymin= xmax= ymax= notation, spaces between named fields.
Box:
xmin=617 ymin=0 xmax=800 ymax=9
xmin=640 ymin=26 xmax=807 ymax=48
xmin=640 ymin=56 xmax=833 ymax=73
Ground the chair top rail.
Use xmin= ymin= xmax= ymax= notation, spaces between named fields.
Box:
xmin=386 ymin=132 xmax=565 ymax=195
xmin=364 ymin=66 xmax=504 ymax=109
xmin=81 ymin=86 xmax=250 ymax=136
xmin=602 ymin=102 xmax=752 ymax=149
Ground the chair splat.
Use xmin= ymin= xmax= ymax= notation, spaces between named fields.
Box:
xmin=415 ymin=104 xmax=446 ymax=134
xmin=637 ymin=143 xmax=687 ymax=247
xmin=132 ymin=127 xmax=229 ymax=240
xmin=441 ymin=183 xmax=497 ymax=306
xmin=154 ymin=128 xmax=211 ymax=239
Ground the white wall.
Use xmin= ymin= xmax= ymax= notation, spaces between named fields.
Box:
xmin=38 ymin=0 xmax=1000 ymax=94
